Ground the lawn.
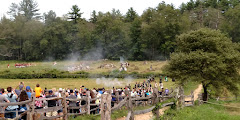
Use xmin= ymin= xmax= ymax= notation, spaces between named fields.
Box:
xmin=0 ymin=60 xmax=167 ymax=74
xmin=0 ymin=78 xmax=177 ymax=90
xmin=161 ymin=100 xmax=240 ymax=120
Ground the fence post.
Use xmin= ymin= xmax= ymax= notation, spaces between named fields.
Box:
xmin=100 ymin=93 xmax=111 ymax=120
xmin=191 ymin=91 xmax=194 ymax=105
xmin=125 ymin=90 xmax=134 ymax=120
xmin=87 ymin=91 xmax=90 ymax=115
xmin=62 ymin=92 xmax=68 ymax=120
xmin=29 ymin=93 xmax=36 ymax=120
xmin=153 ymin=88 xmax=160 ymax=118
xmin=177 ymin=86 xmax=184 ymax=108
xmin=114 ymin=91 xmax=119 ymax=107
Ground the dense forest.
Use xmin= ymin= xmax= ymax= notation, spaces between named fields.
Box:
xmin=1 ymin=0 xmax=240 ymax=61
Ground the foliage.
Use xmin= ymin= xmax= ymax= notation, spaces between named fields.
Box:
xmin=164 ymin=28 xmax=240 ymax=101
xmin=1 ymin=0 xmax=240 ymax=61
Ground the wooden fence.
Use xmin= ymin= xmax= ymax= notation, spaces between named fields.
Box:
xmin=0 ymin=87 xmax=194 ymax=120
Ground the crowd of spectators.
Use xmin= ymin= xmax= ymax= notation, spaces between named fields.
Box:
xmin=0 ymin=76 xmax=172 ymax=119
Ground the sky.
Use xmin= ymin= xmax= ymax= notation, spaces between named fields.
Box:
xmin=0 ymin=0 xmax=190 ymax=20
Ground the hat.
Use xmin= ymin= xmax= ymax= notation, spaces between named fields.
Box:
xmin=26 ymin=86 xmax=31 ymax=90
xmin=59 ymin=88 xmax=63 ymax=91
xmin=49 ymin=90 xmax=53 ymax=93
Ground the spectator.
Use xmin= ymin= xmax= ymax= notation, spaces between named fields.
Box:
xmin=67 ymin=89 xmax=79 ymax=117
xmin=165 ymin=88 xmax=169 ymax=96
xmin=35 ymin=84 xmax=42 ymax=98
xmin=57 ymin=88 xmax=63 ymax=119
xmin=15 ymin=82 xmax=24 ymax=96
xmin=19 ymin=91 xmax=29 ymax=120
xmin=0 ymin=88 xmax=10 ymax=119
xmin=26 ymin=86 xmax=32 ymax=99
xmin=4 ymin=87 xmax=18 ymax=119
xmin=46 ymin=90 xmax=58 ymax=118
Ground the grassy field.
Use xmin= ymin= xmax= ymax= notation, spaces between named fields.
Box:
xmin=0 ymin=60 xmax=167 ymax=74
xmin=160 ymin=100 xmax=240 ymax=120
xmin=0 ymin=78 xmax=177 ymax=90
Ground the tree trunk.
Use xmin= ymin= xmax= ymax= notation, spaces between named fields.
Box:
xmin=203 ymin=84 xmax=208 ymax=101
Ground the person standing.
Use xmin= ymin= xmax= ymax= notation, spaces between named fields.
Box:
xmin=19 ymin=91 xmax=29 ymax=120
xmin=165 ymin=76 xmax=168 ymax=82
xmin=67 ymin=90 xmax=79 ymax=118
xmin=4 ymin=87 xmax=18 ymax=119
xmin=46 ymin=90 xmax=58 ymax=118
xmin=0 ymin=88 xmax=10 ymax=119
xmin=26 ymin=86 xmax=32 ymax=99
xmin=35 ymin=84 xmax=42 ymax=98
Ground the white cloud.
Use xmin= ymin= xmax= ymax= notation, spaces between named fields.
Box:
xmin=0 ymin=0 xmax=189 ymax=20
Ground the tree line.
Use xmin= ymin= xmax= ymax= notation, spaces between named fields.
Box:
xmin=1 ymin=0 xmax=240 ymax=61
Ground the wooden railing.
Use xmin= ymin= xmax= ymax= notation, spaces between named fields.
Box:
xmin=0 ymin=87 xmax=194 ymax=120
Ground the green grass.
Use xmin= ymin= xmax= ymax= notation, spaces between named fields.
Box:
xmin=161 ymin=100 xmax=240 ymax=120
xmin=183 ymin=81 xmax=199 ymax=95
xmin=0 ymin=78 xmax=177 ymax=90
xmin=0 ymin=60 xmax=167 ymax=74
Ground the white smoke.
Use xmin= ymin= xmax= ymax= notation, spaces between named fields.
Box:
xmin=96 ymin=76 xmax=134 ymax=87
xmin=120 ymin=56 xmax=125 ymax=63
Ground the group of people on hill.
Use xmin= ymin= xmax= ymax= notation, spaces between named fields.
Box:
xmin=0 ymin=76 xmax=173 ymax=119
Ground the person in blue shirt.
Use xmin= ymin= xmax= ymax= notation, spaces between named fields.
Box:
xmin=165 ymin=88 xmax=169 ymax=96
xmin=26 ymin=86 xmax=32 ymax=99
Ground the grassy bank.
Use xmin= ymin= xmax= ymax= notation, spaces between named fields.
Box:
xmin=161 ymin=100 xmax=240 ymax=120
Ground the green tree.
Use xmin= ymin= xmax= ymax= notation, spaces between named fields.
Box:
xmin=94 ymin=11 xmax=129 ymax=59
xmin=141 ymin=3 xmax=182 ymax=59
xmin=164 ymin=28 xmax=240 ymax=101
xmin=221 ymin=4 xmax=240 ymax=42
xmin=90 ymin=10 xmax=97 ymax=23
xmin=125 ymin=7 xmax=138 ymax=22
xmin=19 ymin=0 xmax=41 ymax=20
xmin=129 ymin=18 xmax=144 ymax=60
xmin=43 ymin=10 xmax=57 ymax=25
xmin=68 ymin=5 xmax=83 ymax=24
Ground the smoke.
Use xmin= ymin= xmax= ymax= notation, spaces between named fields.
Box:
xmin=96 ymin=76 xmax=134 ymax=87
xmin=82 ymin=47 xmax=103 ymax=60
xmin=43 ymin=56 xmax=55 ymax=62
xmin=120 ymin=56 xmax=125 ymax=63
xmin=66 ymin=52 xmax=81 ymax=62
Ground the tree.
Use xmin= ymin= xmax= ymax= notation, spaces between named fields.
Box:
xmin=90 ymin=10 xmax=97 ymax=23
xmin=221 ymin=4 xmax=240 ymax=42
xmin=129 ymin=18 xmax=144 ymax=60
xmin=68 ymin=5 xmax=83 ymax=24
xmin=19 ymin=0 xmax=41 ymax=20
xmin=43 ymin=10 xmax=57 ymax=25
xmin=125 ymin=7 xmax=138 ymax=22
xmin=8 ymin=3 xmax=20 ymax=19
xmin=164 ymin=28 xmax=240 ymax=101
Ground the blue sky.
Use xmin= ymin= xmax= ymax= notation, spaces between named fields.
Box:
xmin=0 ymin=0 xmax=190 ymax=20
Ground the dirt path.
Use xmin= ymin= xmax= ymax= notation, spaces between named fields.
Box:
xmin=117 ymin=84 xmax=203 ymax=120
xmin=185 ymin=84 xmax=203 ymax=101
